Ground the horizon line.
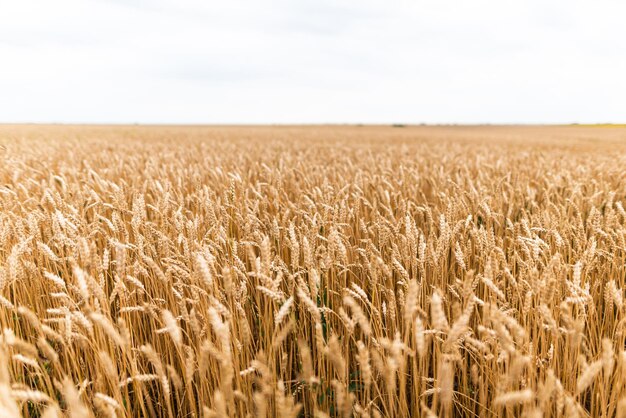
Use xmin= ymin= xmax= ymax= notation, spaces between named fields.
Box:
xmin=2 ymin=122 xmax=626 ymax=127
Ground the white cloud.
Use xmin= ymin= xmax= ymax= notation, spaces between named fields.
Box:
xmin=0 ymin=0 xmax=625 ymax=123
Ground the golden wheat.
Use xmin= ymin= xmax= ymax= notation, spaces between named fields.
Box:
xmin=1 ymin=124 xmax=626 ymax=417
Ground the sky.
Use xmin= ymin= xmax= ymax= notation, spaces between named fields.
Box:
xmin=1 ymin=0 xmax=625 ymax=125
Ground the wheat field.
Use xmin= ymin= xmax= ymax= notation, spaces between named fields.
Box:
xmin=1 ymin=124 xmax=626 ymax=417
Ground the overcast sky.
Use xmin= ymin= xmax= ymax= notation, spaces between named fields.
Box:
xmin=1 ymin=0 xmax=625 ymax=124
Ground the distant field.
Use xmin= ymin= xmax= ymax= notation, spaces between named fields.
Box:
xmin=1 ymin=125 xmax=626 ymax=417
xmin=570 ymin=124 xmax=626 ymax=128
